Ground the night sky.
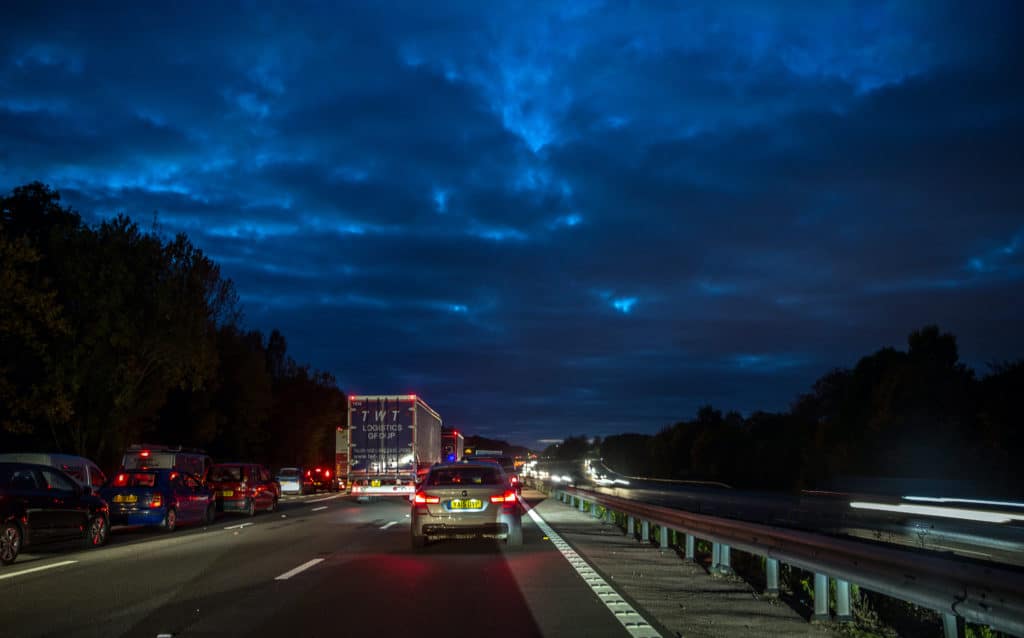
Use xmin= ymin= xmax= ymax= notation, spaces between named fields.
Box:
xmin=2 ymin=3 xmax=1022 ymax=448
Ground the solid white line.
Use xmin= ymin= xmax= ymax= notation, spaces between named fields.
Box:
xmin=311 ymin=506 xmax=328 ymax=512
xmin=520 ymin=496 xmax=662 ymax=638
xmin=0 ymin=560 xmax=78 ymax=581
xmin=223 ymin=522 xmax=254 ymax=530
xmin=308 ymin=493 xmax=346 ymax=503
xmin=379 ymin=521 xmax=398 ymax=530
xmin=274 ymin=558 xmax=325 ymax=580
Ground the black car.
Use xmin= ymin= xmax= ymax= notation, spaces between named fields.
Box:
xmin=0 ymin=461 xmax=111 ymax=565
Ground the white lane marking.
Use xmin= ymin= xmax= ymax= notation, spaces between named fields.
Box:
xmin=223 ymin=522 xmax=254 ymax=530
xmin=0 ymin=560 xmax=78 ymax=581
xmin=274 ymin=558 xmax=325 ymax=581
xmin=520 ymin=496 xmax=662 ymax=638
xmin=308 ymin=493 xmax=346 ymax=503
xmin=311 ymin=506 xmax=328 ymax=512
xmin=379 ymin=521 xmax=398 ymax=530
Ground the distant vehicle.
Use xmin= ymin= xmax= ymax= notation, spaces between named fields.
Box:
xmin=276 ymin=467 xmax=303 ymax=495
xmin=441 ymin=428 xmax=464 ymax=463
xmin=0 ymin=453 xmax=106 ymax=494
xmin=348 ymin=395 xmax=442 ymax=500
xmin=207 ymin=463 xmax=280 ymax=516
xmin=101 ymin=469 xmax=214 ymax=531
xmin=0 ymin=462 xmax=110 ymax=565
xmin=121 ymin=444 xmax=212 ymax=480
xmin=410 ymin=461 xmax=522 ymax=550
xmin=470 ymin=455 xmax=521 ymax=494
xmin=302 ymin=466 xmax=338 ymax=494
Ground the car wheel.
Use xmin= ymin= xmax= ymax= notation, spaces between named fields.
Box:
xmin=506 ymin=524 xmax=523 ymax=549
xmin=268 ymin=496 xmax=278 ymax=513
xmin=245 ymin=499 xmax=256 ymax=517
xmin=84 ymin=515 xmax=109 ymax=548
xmin=163 ymin=508 xmax=177 ymax=532
xmin=0 ymin=522 xmax=22 ymax=565
xmin=205 ymin=503 xmax=216 ymax=525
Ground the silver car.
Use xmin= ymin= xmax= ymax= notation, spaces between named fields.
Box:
xmin=411 ymin=462 xmax=523 ymax=550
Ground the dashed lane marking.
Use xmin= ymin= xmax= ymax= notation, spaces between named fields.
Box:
xmin=379 ymin=521 xmax=398 ymax=530
xmin=0 ymin=560 xmax=77 ymax=581
xmin=274 ymin=558 xmax=325 ymax=581
xmin=518 ymin=496 xmax=663 ymax=638
xmin=311 ymin=506 xmax=328 ymax=512
xmin=223 ymin=522 xmax=254 ymax=530
xmin=307 ymin=493 xmax=346 ymax=503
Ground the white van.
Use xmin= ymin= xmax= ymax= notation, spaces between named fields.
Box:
xmin=0 ymin=452 xmax=107 ymax=493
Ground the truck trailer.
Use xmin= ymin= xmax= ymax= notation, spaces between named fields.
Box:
xmin=348 ymin=395 xmax=441 ymax=499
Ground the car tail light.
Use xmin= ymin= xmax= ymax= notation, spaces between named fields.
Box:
xmin=490 ymin=491 xmax=517 ymax=503
xmin=114 ymin=473 xmax=128 ymax=486
xmin=140 ymin=450 xmax=150 ymax=458
xmin=325 ymin=470 xmax=331 ymax=478
xmin=150 ymin=494 xmax=163 ymax=508
xmin=413 ymin=492 xmax=440 ymax=504
xmin=306 ymin=470 xmax=312 ymax=477
xmin=510 ymin=475 xmax=519 ymax=484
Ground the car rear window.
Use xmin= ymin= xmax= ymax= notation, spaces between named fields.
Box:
xmin=278 ymin=468 xmax=300 ymax=477
xmin=427 ymin=467 xmax=503 ymax=486
xmin=111 ymin=472 xmax=158 ymax=488
xmin=209 ymin=466 xmax=245 ymax=482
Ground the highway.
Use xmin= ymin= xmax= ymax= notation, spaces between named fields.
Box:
xmin=0 ymin=492 xmax=649 ymax=638
xmin=535 ymin=460 xmax=1024 ymax=569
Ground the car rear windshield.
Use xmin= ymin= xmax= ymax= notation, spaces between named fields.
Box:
xmin=111 ymin=472 xmax=158 ymax=488
xmin=427 ymin=467 xmax=503 ymax=486
xmin=209 ymin=466 xmax=245 ymax=482
xmin=278 ymin=468 xmax=300 ymax=477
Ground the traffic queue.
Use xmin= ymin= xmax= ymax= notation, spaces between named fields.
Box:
xmin=0 ymin=444 xmax=340 ymax=566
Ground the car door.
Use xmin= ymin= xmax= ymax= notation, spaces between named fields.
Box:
xmin=184 ymin=473 xmax=210 ymax=518
xmin=7 ymin=468 xmax=55 ymax=540
xmin=38 ymin=467 xmax=86 ymax=539
xmin=168 ymin=472 xmax=195 ymax=521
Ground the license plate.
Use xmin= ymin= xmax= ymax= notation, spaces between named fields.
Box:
xmin=221 ymin=490 xmax=234 ymax=497
xmin=370 ymin=480 xmax=381 ymax=487
xmin=112 ymin=494 xmax=137 ymax=503
xmin=448 ymin=499 xmax=483 ymax=510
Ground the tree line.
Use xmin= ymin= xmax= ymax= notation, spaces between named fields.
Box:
xmin=1 ymin=182 xmax=345 ymax=472
xmin=547 ymin=327 xmax=1024 ymax=496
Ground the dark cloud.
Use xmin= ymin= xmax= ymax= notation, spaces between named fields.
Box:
xmin=2 ymin=1 xmax=1022 ymax=447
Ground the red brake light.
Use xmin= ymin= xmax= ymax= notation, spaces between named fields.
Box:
xmin=150 ymin=494 xmax=163 ymax=508
xmin=306 ymin=470 xmax=312 ymax=477
xmin=114 ymin=473 xmax=128 ymax=486
xmin=414 ymin=492 xmax=440 ymax=504
xmin=490 ymin=491 xmax=517 ymax=503
xmin=325 ymin=470 xmax=331 ymax=478
xmin=140 ymin=450 xmax=150 ymax=458
xmin=510 ymin=476 xmax=518 ymax=484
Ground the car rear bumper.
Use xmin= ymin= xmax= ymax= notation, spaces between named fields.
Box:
xmin=110 ymin=508 xmax=165 ymax=526
xmin=217 ymin=497 xmax=249 ymax=511
xmin=421 ymin=522 xmax=510 ymax=538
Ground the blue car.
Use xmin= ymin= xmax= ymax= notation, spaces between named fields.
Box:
xmin=101 ymin=469 xmax=215 ymax=531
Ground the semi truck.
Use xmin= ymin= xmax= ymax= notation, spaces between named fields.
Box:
xmin=347 ymin=395 xmax=442 ymax=499
xmin=441 ymin=428 xmax=464 ymax=463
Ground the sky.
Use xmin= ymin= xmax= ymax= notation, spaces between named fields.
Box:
xmin=1 ymin=2 xmax=1022 ymax=448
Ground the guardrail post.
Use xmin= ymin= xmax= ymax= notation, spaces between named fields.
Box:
xmin=718 ymin=544 xmax=733 ymax=576
xmin=765 ymin=558 xmax=779 ymax=597
xmin=591 ymin=504 xmax=601 ymax=519
xmin=659 ymin=526 xmax=669 ymax=549
xmin=627 ymin=515 xmax=635 ymax=539
xmin=604 ymin=507 xmax=613 ymax=524
xmin=712 ymin=542 xmax=721 ymax=572
xmin=835 ymin=579 xmax=852 ymax=623
xmin=641 ymin=519 xmax=650 ymax=543
xmin=942 ymin=613 xmax=963 ymax=638
xmin=684 ymin=534 xmax=695 ymax=561
xmin=578 ymin=497 xmax=585 ymax=512
xmin=813 ymin=573 xmax=829 ymax=622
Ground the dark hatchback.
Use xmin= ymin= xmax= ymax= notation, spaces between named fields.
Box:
xmin=101 ymin=469 xmax=215 ymax=532
xmin=0 ymin=461 xmax=110 ymax=565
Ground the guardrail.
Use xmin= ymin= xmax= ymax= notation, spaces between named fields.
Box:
xmin=541 ymin=481 xmax=1024 ymax=638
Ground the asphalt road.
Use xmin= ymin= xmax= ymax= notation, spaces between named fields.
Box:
xmin=0 ymin=492 xmax=644 ymax=638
